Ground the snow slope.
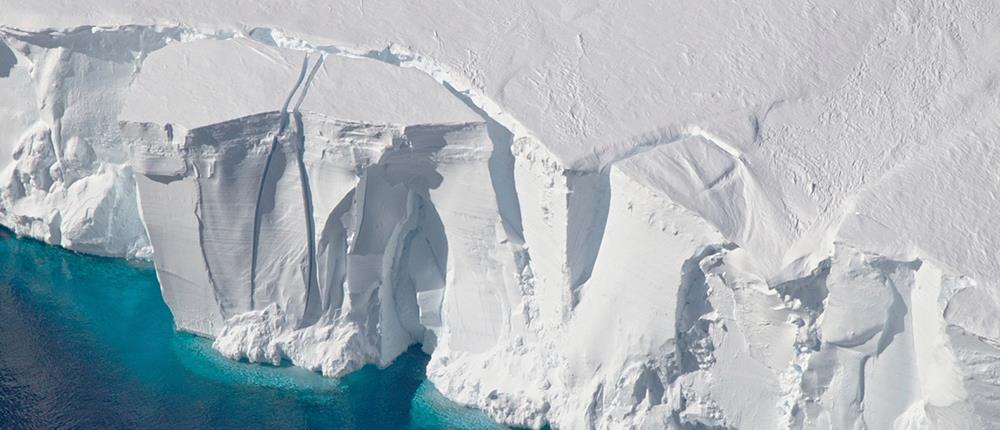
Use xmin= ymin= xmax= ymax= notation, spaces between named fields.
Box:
xmin=2 ymin=1 xmax=1000 ymax=428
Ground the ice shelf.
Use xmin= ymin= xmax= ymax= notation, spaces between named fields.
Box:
xmin=2 ymin=5 xmax=1000 ymax=427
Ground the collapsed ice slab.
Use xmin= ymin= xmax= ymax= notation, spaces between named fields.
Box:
xmin=0 ymin=26 xmax=185 ymax=257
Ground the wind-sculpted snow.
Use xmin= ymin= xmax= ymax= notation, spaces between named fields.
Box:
xmin=3 ymin=6 xmax=1000 ymax=428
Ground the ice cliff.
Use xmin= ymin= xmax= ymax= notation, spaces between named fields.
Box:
xmin=2 ymin=1 xmax=1000 ymax=428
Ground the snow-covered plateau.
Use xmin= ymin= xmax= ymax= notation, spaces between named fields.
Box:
xmin=2 ymin=1 xmax=999 ymax=428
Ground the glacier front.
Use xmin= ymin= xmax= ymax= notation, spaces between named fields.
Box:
xmin=2 ymin=1 xmax=1000 ymax=429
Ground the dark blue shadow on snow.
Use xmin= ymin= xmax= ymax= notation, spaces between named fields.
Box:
xmin=0 ymin=40 xmax=16 ymax=78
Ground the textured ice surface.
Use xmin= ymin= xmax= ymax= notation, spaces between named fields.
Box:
xmin=3 ymin=2 xmax=1000 ymax=428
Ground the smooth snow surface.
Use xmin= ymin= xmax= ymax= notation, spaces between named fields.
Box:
xmin=2 ymin=2 xmax=1000 ymax=428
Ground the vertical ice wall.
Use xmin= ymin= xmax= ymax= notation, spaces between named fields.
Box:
xmin=125 ymin=112 xmax=507 ymax=374
xmin=1 ymin=22 xmax=998 ymax=430
xmin=118 ymin=37 xmax=522 ymax=375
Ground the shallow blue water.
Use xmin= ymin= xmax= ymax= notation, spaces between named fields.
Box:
xmin=0 ymin=228 xmax=507 ymax=430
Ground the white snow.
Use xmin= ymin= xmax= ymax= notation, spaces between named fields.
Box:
xmin=3 ymin=1 xmax=1000 ymax=428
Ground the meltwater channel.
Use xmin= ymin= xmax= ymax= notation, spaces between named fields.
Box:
xmin=0 ymin=227 xmax=507 ymax=429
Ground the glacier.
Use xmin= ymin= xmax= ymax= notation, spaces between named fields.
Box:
xmin=2 ymin=1 xmax=1000 ymax=428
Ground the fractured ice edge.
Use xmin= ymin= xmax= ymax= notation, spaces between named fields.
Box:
xmin=0 ymin=24 xmax=998 ymax=430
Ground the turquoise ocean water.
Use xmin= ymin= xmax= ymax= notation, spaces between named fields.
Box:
xmin=0 ymin=227 xmax=508 ymax=429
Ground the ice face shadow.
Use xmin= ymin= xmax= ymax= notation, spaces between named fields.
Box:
xmin=0 ymin=40 xmax=17 ymax=78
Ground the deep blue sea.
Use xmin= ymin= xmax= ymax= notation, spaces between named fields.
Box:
xmin=0 ymin=227 xmax=507 ymax=430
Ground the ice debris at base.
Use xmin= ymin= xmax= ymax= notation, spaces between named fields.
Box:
xmin=2 ymin=3 xmax=1000 ymax=428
